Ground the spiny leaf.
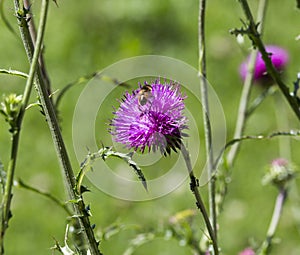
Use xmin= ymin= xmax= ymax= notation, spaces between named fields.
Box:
xmin=80 ymin=147 xmax=148 ymax=191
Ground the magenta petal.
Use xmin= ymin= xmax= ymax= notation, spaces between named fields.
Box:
xmin=239 ymin=45 xmax=289 ymax=81
xmin=110 ymin=80 xmax=188 ymax=155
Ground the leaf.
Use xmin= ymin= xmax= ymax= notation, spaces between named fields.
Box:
xmin=0 ymin=69 xmax=28 ymax=79
xmin=214 ymin=130 xmax=300 ymax=170
xmin=54 ymin=73 xmax=131 ymax=109
xmin=99 ymin=222 xmax=138 ymax=241
xmin=0 ymin=0 xmax=18 ymax=38
xmin=54 ymin=72 xmax=97 ymax=108
xmin=52 ymin=225 xmax=76 ymax=255
xmin=104 ymin=150 xmax=148 ymax=191
xmin=80 ymin=147 xmax=148 ymax=191
xmin=123 ymin=233 xmax=156 ymax=255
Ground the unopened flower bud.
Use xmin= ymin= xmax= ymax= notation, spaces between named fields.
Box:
xmin=262 ymin=158 xmax=295 ymax=189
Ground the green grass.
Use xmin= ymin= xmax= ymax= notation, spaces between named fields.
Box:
xmin=1 ymin=0 xmax=300 ymax=254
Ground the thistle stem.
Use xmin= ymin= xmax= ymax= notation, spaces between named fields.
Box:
xmin=258 ymin=188 xmax=287 ymax=255
xmin=198 ymin=0 xmax=217 ymax=248
xmin=181 ymin=145 xmax=219 ymax=255
xmin=12 ymin=1 xmax=102 ymax=254
xmin=227 ymin=0 xmax=268 ymax=168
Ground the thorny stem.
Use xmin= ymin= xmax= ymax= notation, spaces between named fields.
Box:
xmin=239 ymin=0 xmax=300 ymax=121
xmin=0 ymin=1 xmax=49 ymax=253
xmin=12 ymin=1 xmax=102 ymax=254
xmin=258 ymin=188 xmax=287 ymax=255
xmin=181 ymin=145 xmax=219 ymax=255
xmin=227 ymin=0 xmax=268 ymax=168
xmin=198 ymin=0 xmax=217 ymax=251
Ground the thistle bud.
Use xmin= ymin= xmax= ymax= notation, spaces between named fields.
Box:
xmin=0 ymin=94 xmax=23 ymax=133
xmin=262 ymin=158 xmax=295 ymax=189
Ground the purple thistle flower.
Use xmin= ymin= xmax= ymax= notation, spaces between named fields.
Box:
xmin=110 ymin=80 xmax=188 ymax=155
xmin=239 ymin=45 xmax=289 ymax=82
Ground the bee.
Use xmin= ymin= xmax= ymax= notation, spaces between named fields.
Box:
xmin=137 ymin=84 xmax=153 ymax=106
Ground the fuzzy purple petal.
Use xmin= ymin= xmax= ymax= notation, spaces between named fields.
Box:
xmin=111 ymin=81 xmax=188 ymax=155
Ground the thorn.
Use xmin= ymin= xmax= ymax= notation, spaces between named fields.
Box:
xmin=85 ymin=205 xmax=92 ymax=216
xmin=52 ymin=0 xmax=59 ymax=7
xmin=80 ymin=185 xmax=91 ymax=194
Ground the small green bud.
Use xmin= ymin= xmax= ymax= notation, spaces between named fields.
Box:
xmin=0 ymin=94 xmax=23 ymax=132
xmin=262 ymin=158 xmax=296 ymax=189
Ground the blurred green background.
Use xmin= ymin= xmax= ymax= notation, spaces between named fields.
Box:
xmin=0 ymin=0 xmax=300 ymax=254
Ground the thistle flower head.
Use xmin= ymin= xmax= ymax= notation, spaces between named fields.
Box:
xmin=239 ymin=45 xmax=289 ymax=82
xmin=110 ymin=80 xmax=188 ymax=155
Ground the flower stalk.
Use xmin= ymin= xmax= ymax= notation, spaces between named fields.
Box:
xmin=227 ymin=0 xmax=268 ymax=168
xmin=198 ymin=1 xmax=217 ymax=250
xmin=258 ymin=188 xmax=287 ymax=255
xmin=181 ymin=145 xmax=218 ymax=255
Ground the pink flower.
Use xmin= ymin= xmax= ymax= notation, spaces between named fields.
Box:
xmin=239 ymin=45 xmax=289 ymax=81
xmin=238 ymin=247 xmax=255 ymax=255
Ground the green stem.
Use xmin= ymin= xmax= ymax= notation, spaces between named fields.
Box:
xmin=0 ymin=69 xmax=28 ymax=79
xmin=181 ymin=145 xmax=219 ymax=255
xmin=16 ymin=179 xmax=72 ymax=216
xmin=23 ymin=0 xmax=52 ymax=96
xmin=227 ymin=0 xmax=268 ymax=168
xmin=258 ymin=188 xmax=287 ymax=255
xmin=0 ymin=1 xmax=49 ymax=253
xmin=198 ymin=0 xmax=217 ymax=249
xmin=239 ymin=0 xmax=300 ymax=121
xmin=12 ymin=1 xmax=102 ymax=254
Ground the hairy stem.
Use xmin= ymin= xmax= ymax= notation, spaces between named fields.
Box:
xmin=198 ymin=0 xmax=217 ymax=250
xmin=227 ymin=0 xmax=268 ymax=168
xmin=0 ymin=0 xmax=49 ymax=253
xmin=181 ymin=145 xmax=218 ymax=255
xmin=12 ymin=1 xmax=102 ymax=254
